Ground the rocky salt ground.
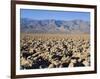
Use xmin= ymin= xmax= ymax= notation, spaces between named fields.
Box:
xmin=20 ymin=34 xmax=90 ymax=69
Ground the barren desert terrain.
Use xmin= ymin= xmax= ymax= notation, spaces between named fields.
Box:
xmin=20 ymin=33 xmax=90 ymax=69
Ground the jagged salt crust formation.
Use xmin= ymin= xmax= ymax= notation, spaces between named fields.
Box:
xmin=20 ymin=34 xmax=90 ymax=69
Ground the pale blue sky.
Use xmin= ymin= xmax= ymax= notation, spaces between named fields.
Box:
xmin=20 ymin=9 xmax=90 ymax=21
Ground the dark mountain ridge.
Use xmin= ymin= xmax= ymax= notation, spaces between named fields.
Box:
xmin=21 ymin=18 xmax=90 ymax=34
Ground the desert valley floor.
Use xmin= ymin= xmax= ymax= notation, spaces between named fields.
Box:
xmin=20 ymin=33 xmax=90 ymax=69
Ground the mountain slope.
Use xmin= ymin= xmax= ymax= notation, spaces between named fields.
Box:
xmin=21 ymin=18 xmax=90 ymax=34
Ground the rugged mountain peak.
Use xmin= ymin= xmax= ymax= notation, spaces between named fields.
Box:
xmin=21 ymin=18 xmax=90 ymax=34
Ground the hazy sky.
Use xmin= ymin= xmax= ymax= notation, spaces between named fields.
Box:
xmin=20 ymin=9 xmax=90 ymax=21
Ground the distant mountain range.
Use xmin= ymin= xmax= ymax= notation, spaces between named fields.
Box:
xmin=21 ymin=18 xmax=90 ymax=34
